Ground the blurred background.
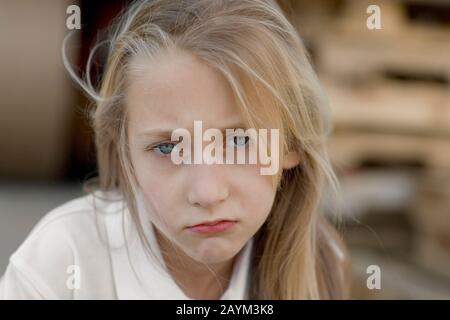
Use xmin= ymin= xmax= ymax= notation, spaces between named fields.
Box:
xmin=0 ymin=0 xmax=449 ymax=299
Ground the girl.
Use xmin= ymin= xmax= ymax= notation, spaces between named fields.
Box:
xmin=0 ymin=0 xmax=350 ymax=299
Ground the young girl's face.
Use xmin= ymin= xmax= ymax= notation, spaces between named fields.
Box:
xmin=127 ymin=50 xmax=280 ymax=264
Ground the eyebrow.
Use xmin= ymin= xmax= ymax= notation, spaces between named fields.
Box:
xmin=136 ymin=122 xmax=248 ymax=140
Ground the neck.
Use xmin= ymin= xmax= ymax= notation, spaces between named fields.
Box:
xmin=155 ymin=230 xmax=236 ymax=299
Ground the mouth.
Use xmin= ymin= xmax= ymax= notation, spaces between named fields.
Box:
xmin=187 ymin=219 xmax=237 ymax=234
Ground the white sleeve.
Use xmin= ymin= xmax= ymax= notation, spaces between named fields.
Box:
xmin=0 ymin=262 xmax=51 ymax=299
xmin=0 ymin=219 xmax=77 ymax=300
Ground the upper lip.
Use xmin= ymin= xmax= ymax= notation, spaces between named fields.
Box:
xmin=188 ymin=219 xmax=236 ymax=227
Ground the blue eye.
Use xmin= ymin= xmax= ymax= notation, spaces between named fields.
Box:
xmin=227 ymin=135 xmax=250 ymax=148
xmin=152 ymin=142 xmax=175 ymax=155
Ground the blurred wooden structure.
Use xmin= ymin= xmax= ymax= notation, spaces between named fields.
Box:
xmin=286 ymin=0 xmax=450 ymax=298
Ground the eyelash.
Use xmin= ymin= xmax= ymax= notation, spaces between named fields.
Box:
xmin=149 ymin=142 xmax=176 ymax=156
xmin=149 ymin=135 xmax=251 ymax=157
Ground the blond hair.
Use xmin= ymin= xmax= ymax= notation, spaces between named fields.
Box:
xmin=63 ymin=0 xmax=350 ymax=299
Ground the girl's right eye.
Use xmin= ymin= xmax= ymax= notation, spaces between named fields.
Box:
xmin=151 ymin=142 xmax=175 ymax=156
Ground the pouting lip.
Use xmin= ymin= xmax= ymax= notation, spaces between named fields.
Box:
xmin=187 ymin=219 xmax=237 ymax=228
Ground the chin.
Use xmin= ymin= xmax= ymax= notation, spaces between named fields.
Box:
xmin=188 ymin=241 xmax=240 ymax=264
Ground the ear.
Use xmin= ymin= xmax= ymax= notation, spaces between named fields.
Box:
xmin=282 ymin=151 xmax=301 ymax=169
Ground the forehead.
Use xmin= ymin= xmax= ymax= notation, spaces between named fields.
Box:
xmin=126 ymin=50 xmax=243 ymax=134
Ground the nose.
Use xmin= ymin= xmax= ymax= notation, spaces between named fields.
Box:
xmin=187 ymin=164 xmax=229 ymax=209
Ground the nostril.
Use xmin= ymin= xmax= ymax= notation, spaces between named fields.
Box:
xmin=187 ymin=186 xmax=229 ymax=208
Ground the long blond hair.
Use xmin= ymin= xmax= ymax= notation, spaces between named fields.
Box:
xmin=63 ymin=0 xmax=349 ymax=299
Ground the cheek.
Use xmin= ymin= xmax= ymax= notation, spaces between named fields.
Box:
xmin=131 ymin=154 xmax=180 ymax=220
xmin=131 ymin=148 xmax=174 ymax=192
xmin=234 ymin=167 xmax=277 ymax=224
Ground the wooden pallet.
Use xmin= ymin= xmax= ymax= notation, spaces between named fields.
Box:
xmin=322 ymin=77 xmax=450 ymax=135
xmin=411 ymin=170 xmax=450 ymax=236
xmin=413 ymin=233 xmax=450 ymax=280
xmin=328 ymin=131 xmax=450 ymax=170
xmin=316 ymin=0 xmax=450 ymax=83
xmin=322 ymin=76 xmax=450 ymax=170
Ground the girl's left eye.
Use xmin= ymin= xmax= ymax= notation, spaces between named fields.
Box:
xmin=227 ymin=135 xmax=250 ymax=148
xmin=151 ymin=142 xmax=175 ymax=155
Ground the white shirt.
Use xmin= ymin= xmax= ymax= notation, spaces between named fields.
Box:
xmin=0 ymin=190 xmax=253 ymax=299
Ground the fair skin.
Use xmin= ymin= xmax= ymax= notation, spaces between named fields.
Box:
xmin=126 ymin=49 xmax=299 ymax=299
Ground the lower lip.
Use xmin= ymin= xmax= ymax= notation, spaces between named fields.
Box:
xmin=188 ymin=221 xmax=236 ymax=234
